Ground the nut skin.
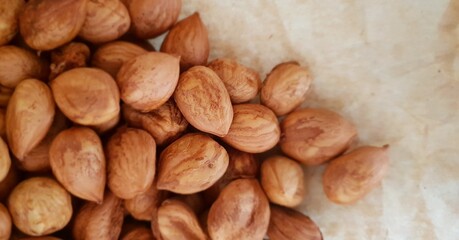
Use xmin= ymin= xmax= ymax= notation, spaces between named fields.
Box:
xmin=92 ymin=41 xmax=147 ymax=78
xmin=121 ymin=226 xmax=155 ymax=240
xmin=157 ymin=199 xmax=207 ymax=240
xmin=7 ymin=177 xmax=72 ymax=237
xmin=122 ymin=100 xmax=188 ymax=146
xmin=127 ymin=0 xmax=182 ymax=39
xmin=79 ymin=0 xmax=130 ymax=44
xmin=0 ymin=46 xmax=49 ymax=89
xmin=323 ymin=145 xmax=390 ymax=204
xmin=106 ymin=127 xmax=156 ymax=199
xmin=6 ymin=79 xmax=55 ymax=160
xmin=116 ymin=52 xmax=180 ymax=112
xmin=174 ymin=66 xmax=233 ymax=137
xmin=51 ymin=67 xmax=120 ymax=126
xmin=157 ymin=133 xmax=229 ymax=194
xmin=0 ymin=138 xmax=11 ymax=183
xmin=207 ymin=58 xmax=262 ymax=104
xmin=280 ymin=108 xmax=357 ymax=165
xmin=268 ymin=205 xmax=322 ymax=240
xmin=0 ymin=0 xmax=25 ymax=46
xmin=124 ymin=181 xmax=168 ymax=221
xmin=49 ymin=42 xmax=90 ymax=80
xmin=49 ymin=127 xmax=106 ymax=203
xmin=261 ymin=62 xmax=313 ymax=116
xmin=73 ymin=191 xmax=124 ymax=240
xmin=221 ymin=104 xmax=280 ymax=153
xmin=207 ymin=179 xmax=270 ymax=240
xmin=19 ymin=0 xmax=88 ymax=50
xmin=0 ymin=203 xmax=12 ymax=240
xmin=161 ymin=12 xmax=209 ymax=70
xmin=260 ymin=156 xmax=305 ymax=207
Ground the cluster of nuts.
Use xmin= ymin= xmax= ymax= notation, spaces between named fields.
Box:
xmin=0 ymin=0 xmax=390 ymax=239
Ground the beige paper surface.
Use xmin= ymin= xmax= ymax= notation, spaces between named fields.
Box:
xmin=153 ymin=1 xmax=459 ymax=239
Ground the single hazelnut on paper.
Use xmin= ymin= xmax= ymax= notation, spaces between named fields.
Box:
xmin=0 ymin=203 xmax=12 ymax=240
xmin=268 ymin=205 xmax=323 ymax=240
xmin=0 ymin=0 xmax=25 ymax=46
xmin=49 ymin=42 xmax=90 ymax=80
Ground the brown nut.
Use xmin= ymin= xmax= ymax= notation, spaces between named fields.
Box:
xmin=92 ymin=41 xmax=148 ymax=78
xmin=124 ymin=181 xmax=168 ymax=221
xmin=127 ymin=0 xmax=181 ymax=39
xmin=49 ymin=42 xmax=90 ymax=80
xmin=280 ymin=108 xmax=358 ymax=165
xmin=121 ymin=225 xmax=155 ymax=240
xmin=226 ymin=147 xmax=259 ymax=180
xmin=49 ymin=127 xmax=106 ymax=203
xmin=157 ymin=199 xmax=207 ymax=240
xmin=0 ymin=46 xmax=49 ymax=88
xmin=73 ymin=191 xmax=124 ymax=240
xmin=19 ymin=0 xmax=88 ymax=50
xmin=261 ymin=62 xmax=313 ymax=116
xmin=6 ymin=79 xmax=55 ymax=160
xmin=268 ymin=205 xmax=322 ymax=240
xmin=117 ymin=52 xmax=180 ymax=112
xmin=174 ymin=66 xmax=233 ymax=137
xmin=107 ymin=127 xmax=156 ymax=199
xmin=79 ymin=0 xmax=130 ymax=43
xmin=0 ymin=166 xmax=18 ymax=201
xmin=323 ymin=145 xmax=390 ymax=204
xmin=207 ymin=58 xmax=262 ymax=104
xmin=51 ymin=67 xmax=120 ymax=126
xmin=0 ymin=0 xmax=25 ymax=46
xmin=0 ymin=138 xmax=11 ymax=183
xmin=0 ymin=203 xmax=12 ymax=240
xmin=208 ymin=179 xmax=270 ymax=240
xmin=221 ymin=104 xmax=280 ymax=153
xmin=161 ymin=12 xmax=209 ymax=70
xmin=8 ymin=177 xmax=72 ymax=237
xmin=122 ymin=100 xmax=188 ymax=146
xmin=260 ymin=156 xmax=305 ymax=207
xmin=157 ymin=133 xmax=229 ymax=194
xmin=89 ymin=112 xmax=120 ymax=134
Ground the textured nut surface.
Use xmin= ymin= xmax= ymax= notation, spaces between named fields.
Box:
xmin=124 ymin=181 xmax=168 ymax=221
xmin=0 ymin=0 xmax=24 ymax=46
xmin=121 ymin=226 xmax=155 ymax=240
xmin=89 ymin=112 xmax=120 ymax=134
xmin=8 ymin=177 xmax=72 ymax=237
xmin=122 ymin=100 xmax=188 ymax=145
xmin=174 ymin=66 xmax=233 ymax=137
xmin=261 ymin=156 xmax=305 ymax=207
xmin=19 ymin=0 xmax=88 ymax=50
xmin=157 ymin=133 xmax=229 ymax=194
xmin=6 ymin=79 xmax=55 ymax=160
xmin=221 ymin=104 xmax=280 ymax=153
xmin=107 ymin=127 xmax=156 ymax=199
xmin=0 ymin=138 xmax=10 ymax=183
xmin=117 ymin=52 xmax=180 ymax=112
xmin=51 ymin=67 xmax=120 ymax=126
xmin=323 ymin=145 xmax=390 ymax=204
xmin=261 ymin=62 xmax=313 ymax=116
xmin=280 ymin=108 xmax=357 ymax=165
xmin=49 ymin=42 xmax=90 ymax=80
xmin=207 ymin=58 xmax=261 ymax=104
xmin=49 ymin=127 xmax=106 ymax=203
xmin=208 ymin=179 xmax=270 ymax=240
xmin=157 ymin=199 xmax=207 ymax=240
xmin=161 ymin=12 xmax=209 ymax=70
xmin=0 ymin=203 xmax=11 ymax=240
xmin=226 ymin=147 xmax=259 ymax=180
xmin=268 ymin=205 xmax=322 ymax=240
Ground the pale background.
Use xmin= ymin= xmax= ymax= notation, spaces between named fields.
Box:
xmin=153 ymin=1 xmax=459 ymax=239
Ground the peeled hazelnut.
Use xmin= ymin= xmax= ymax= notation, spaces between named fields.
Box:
xmin=49 ymin=127 xmax=106 ymax=203
xmin=222 ymin=104 xmax=280 ymax=153
xmin=91 ymin=41 xmax=148 ymax=78
xmin=49 ymin=42 xmax=90 ymax=80
xmin=157 ymin=199 xmax=207 ymax=240
xmin=208 ymin=179 xmax=270 ymax=240
xmin=157 ymin=133 xmax=229 ymax=194
xmin=124 ymin=181 xmax=168 ymax=221
xmin=260 ymin=156 xmax=305 ymax=207
xmin=117 ymin=52 xmax=180 ymax=112
xmin=19 ymin=0 xmax=88 ymax=50
xmin=122 ymin=225 xmax=155 ymax=240
xmin=0 ymin=87 xmax=13 ymax=108
xmin=268 ymin=205 xmax=322 ymax=240
xmin=107 ymin=127 xmax=156 ymax=199
xmin=280 ymin=108 xmax=358 ymax=165
xmin=0 ymin=203 xmax=12 ymax=240
xmin=79 ymin=0 xmax=130 ymax=44
xmin=6 ymin=79 xmax=55 ymax=160
xmin=207 ymin=58 xmax=262 ymax=104
xmin=174 ymin=66 xmax=233 ymax=137
xmin=161 ymin=12 xmax=209 ymax=70
xmin=0 ymin=138 xmax=11 ymax=182
xmin=122 ymin=100 xmax=188 ymax=146
xmin=8 ymin=177 xmax=72 ymax=237
xmin=0 ymin=166 xmax=18 ymax=201
xmin=0 ymin=0 xmax=24 ymax=46
xmin=89 ymin=112 xmax=120 ymax=134
xmin=0 ymin=108 xmax=5 ymax=139
xmin=261 ymin=62 xmax=313 ymax=116
xmin=51 ymin=67 xmax=120 ymax=126
xmin=323 ymin=145 xmax=390 ymax=204
xmin=0 ymin=46 xmax=49 ymax=88
xmin=73 ymin=191 xmax=124 ymax=240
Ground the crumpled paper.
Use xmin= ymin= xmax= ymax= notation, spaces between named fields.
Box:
xmin=153 ymin=1 xmax=459 ymax=239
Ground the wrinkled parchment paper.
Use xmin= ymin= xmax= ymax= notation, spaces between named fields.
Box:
xmin=152 ymin=1 xmax=459 ymax=239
